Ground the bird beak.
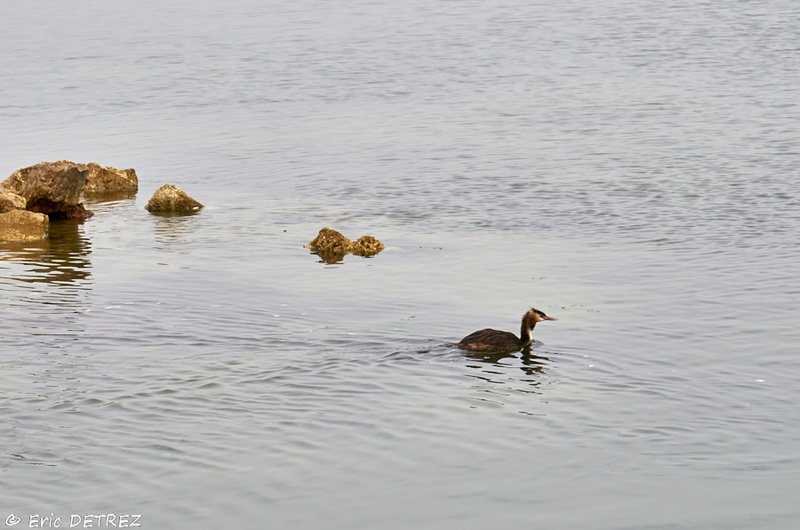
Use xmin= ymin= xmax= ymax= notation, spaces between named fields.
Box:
xmin=544 ymin=316 xmax=557 ymax=321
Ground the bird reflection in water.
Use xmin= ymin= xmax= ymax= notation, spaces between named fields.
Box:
xmin=463 ymin=344 xmax=552 ymax=393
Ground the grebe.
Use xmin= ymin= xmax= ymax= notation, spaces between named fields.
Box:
xmin=457 ymin=308 xmax=557 ymax=352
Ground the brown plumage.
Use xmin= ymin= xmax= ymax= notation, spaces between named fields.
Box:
xmin=457 ymin=308 xmax=557 ymax=352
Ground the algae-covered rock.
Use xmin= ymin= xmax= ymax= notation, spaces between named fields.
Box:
xmin=305 ymin=228 xmax=384 ymax=262
xmin=351 ymin=235 xmax=385 ymax=257
xmin=305 ymin=227 xmax=352 ymax=263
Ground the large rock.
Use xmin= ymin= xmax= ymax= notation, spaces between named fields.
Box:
xmin=2 ymin=160 xmax=88 ymax=219
xmin=145 ymin=184 xmax=203 ymax=214
xmin=82 ymin=162 xmax=138 ymax=198
xmin=0 ymin=210 xmax=49 ymax=242
xmin=0 ymin=188 xmax=26 ymax=213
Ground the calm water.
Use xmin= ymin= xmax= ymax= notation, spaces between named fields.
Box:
xmin=2 ymin=0 xmax=800 ymax=528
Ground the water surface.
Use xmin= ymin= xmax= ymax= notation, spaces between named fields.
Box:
xmin=2 ymin=0 xmax=799 ymax=528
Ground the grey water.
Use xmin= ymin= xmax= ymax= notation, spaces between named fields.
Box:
xmin=2 ymin=0 xmax=799 ymax=528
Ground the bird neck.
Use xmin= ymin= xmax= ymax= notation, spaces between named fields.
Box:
xmin=520 ymin=316 xmax=535 ymax=344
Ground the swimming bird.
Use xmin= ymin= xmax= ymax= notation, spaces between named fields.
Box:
xmin=457 ymin=308 xmax=557 ymax=352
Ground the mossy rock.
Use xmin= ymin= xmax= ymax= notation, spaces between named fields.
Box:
xmin=351 ymin=235 xmax=384 ymax=257
xmin=305 ymin=227 xmax=352 ymax=254
xmin=305 ymin=228 xmax=384 ymax=262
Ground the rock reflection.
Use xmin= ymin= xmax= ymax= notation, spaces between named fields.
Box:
xmin=152 ymin=211 xmax=201 ymax=246
xmin=463 ymin=344 xmax=552 ymax=392
xmin=0 ymin=220 xmax=92 ymax=285
xmin=311 ymin=249 xmax=347 ymax=265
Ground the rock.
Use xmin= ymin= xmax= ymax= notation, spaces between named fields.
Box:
xmin=0 ymin=188 xmax=26 ymax=213
xmin=305 ymin=227 xmax=352 ymax=254
xmin=305 ymin=228 xmax=384 ymax=262
xmin=351 ymin=235 xmax=385 ymax=257
xmin=305 ymin=227 xmax=352 ymax=263
xmin=82 ymin=162 xmax=138 ymax=198
xmin=60 ymin=204 xmax=92 ymax=221
xmin=145 ymin=184 xmax=204 ymax=214
xmin=2 ymin=160 xmax=88 ymax=219
xmin=0 ymin=210 xmax=49 ymax=242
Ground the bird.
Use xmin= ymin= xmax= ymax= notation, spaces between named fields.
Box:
xmin=457 ymin=307 xmax=557 ymax=352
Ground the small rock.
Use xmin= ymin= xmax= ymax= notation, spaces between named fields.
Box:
xmin=145 ymin=184 xmax=203 ymax=214
xmin=351 ymin=235 xmax=385 ymax=257
xmin=0 ymin=210 xmax=49 ymax=242
xmin=82 ymin=162 xmax=138 ymax=198
xmin=305 ymin=227 xmax=352 ymax=262
xmin=0 ymin=188 xmax=26 ymax=213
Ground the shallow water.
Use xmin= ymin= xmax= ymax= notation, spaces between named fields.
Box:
xmin=2 ymin=0 xmax=800 ymax=528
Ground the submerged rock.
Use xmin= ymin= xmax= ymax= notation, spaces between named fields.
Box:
xmin=305 ymin=228 xmax=384 ymax=262
xmin=82 ymin=162 xmax=138 ymax=198
xmin=2 ymin=160 xmax=88 ymax=219
xmin=0 ymin=188 xmax=26 ymax=213
xmin=0 ymin=210 xmax=49 ymax=242
xmin=145 ymin=184 xmax=203 ymax=214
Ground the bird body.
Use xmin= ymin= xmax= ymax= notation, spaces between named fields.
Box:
xmin=457 ymin=308 xmax=556 ymax=352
